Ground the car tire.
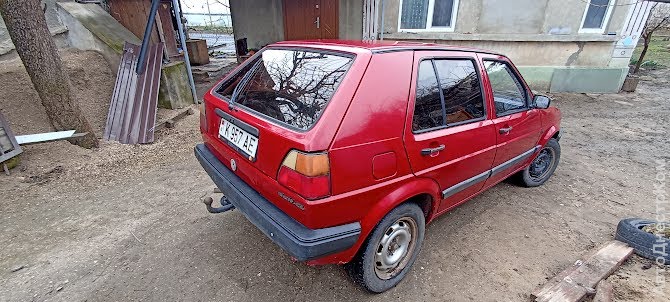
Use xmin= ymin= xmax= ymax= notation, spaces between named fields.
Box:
xmin=615 ymin=218 xmax=670 ymax=264
xmin=345 ymin=202 xmax=425 ymax=293
xmin=519 ymin=138 xmax=560 ymax=187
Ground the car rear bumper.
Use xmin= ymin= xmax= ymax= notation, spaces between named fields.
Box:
xmin=194 ymin=144 xmax=361 ymax=261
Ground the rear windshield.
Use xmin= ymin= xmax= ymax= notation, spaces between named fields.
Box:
xmin=217 ymin=48 xmax=354 ymax=130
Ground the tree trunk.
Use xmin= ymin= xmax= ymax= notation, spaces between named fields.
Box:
xmin=633 ymin=33 xmax=652 ymax=74
xmin=0 ymin=0 xmax=98 ymax=148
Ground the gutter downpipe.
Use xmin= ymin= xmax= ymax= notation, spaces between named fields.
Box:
xmin=380 ymin=0 xmax=386 ymax=40
xmin=136 ymin=0 xmax=161 ymax=74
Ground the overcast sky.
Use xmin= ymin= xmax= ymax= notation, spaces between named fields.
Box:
xmin=180 ymin=0 xmax=230 ymax=14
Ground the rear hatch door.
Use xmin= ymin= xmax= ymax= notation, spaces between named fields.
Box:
xmin=203 ymin=46 xmax=369 ymax=181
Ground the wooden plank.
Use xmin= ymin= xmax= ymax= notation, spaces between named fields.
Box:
xmin=532 ymin=242 xmax=603 ymax=299
xmin=153 ymin=106 xmax=195 ymax=132
xmin=531 ymin=240 xmax=633 ymax=302
xmin=593 ymin=280 xmax=614 ymax=302
xmin=154 ymin=11 xmax=170 ymax=61
xmin=108 ymin=0 xmax=160 ymax=43
xmin=157 ymin=1 xmax=179 ymax=57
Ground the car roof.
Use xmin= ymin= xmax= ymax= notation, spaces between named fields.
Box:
xmin=272 ymin=39 xmax=504 ymax=56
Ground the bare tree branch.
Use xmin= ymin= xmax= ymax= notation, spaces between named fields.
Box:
xmin=633 ymin=3 xmax=670 ymax=73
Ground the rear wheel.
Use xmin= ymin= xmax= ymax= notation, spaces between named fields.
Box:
xmin=519 ymin=138 xmax=560 ymax=187
xmin=345 ymin=203 xmax=425 ymax=293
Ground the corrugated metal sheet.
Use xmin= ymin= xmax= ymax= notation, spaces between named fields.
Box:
xmin=104 ymin=42 xmax=164 ymax=144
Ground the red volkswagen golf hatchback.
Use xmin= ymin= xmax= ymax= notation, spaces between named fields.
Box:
xmin=195 ymin=40 xmax=561 ymax=292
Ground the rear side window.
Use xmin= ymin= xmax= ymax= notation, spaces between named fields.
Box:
xmin=217 ymin=49 xmax=353 ymax=130
xmin=412 ymin=58 xmax=485 ymax=132
xmin=413 ymin=60 xmax=444 ymax=131
xmin=483 ymin=60 xmax=527 ymax=116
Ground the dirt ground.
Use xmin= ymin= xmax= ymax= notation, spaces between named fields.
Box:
xmin=1 ymin=51 xmax=669 ymax=301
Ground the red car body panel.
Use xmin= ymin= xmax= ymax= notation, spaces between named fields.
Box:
xmin=197 ymin=40 xmax=561 ymax=265
xmin=404 ymin=51 xmax=499 ymax=213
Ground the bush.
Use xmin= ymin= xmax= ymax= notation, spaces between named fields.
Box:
xmin=629 ymin=59 xmax=666 ymax=70
xmin=641 ymin=60 xmax=665 ymax=69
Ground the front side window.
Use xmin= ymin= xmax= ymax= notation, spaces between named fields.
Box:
xmin=579 ymin=0 xmax=613 ymax=33
xmin=484 ymin=61 xmax=527 ymax=116
xmin=217 ymin=49 xmax=353 ymax=130
xmin=412 ymin=59 xmax=484 ymax=132
xmin=400 ymin=0 xmax=459 ymax=31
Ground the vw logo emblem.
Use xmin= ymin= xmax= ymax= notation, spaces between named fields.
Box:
xmin=230 ymin=159 xmax=237 ymax=171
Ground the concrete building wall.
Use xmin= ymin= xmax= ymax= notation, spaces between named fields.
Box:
xmin=230 ymin=0 xmax=362 ymax=46
xmin=227 ymin=0 xmax=644 ymax=92
xmin=541 ymin=0 xmax=630 ymax=35
xmin=0 ymin=0 xmax=68 ymax=58
xmin=56 ymin=2 xmax=142 ymax=72
xmin=381 ymin=0 xmax=640 ymax=92
xmin=449 ymin=40 xmax=614 ymax=67
xmin=339 ymin=0 xmax=363 ymax=40
xmin=478 ymin=0 xmax=549 ymax=34
xmin=229 ymin=0 xmax=284 ymax=49
xmin=383 ymin=0 xmax=631 ymax=37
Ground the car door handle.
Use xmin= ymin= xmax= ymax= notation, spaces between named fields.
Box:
xmin=499 ymin=126 xmax=513 ymax=134
xmin=421 ymin=145 xmax=445 ymax=156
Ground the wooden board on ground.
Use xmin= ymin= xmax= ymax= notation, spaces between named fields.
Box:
xmin=154 ymin=106 xmax=196 ymax=132
xmin=593 ymin=279 xmax=614 ymax=302
xmin=531 ymin=240 xmax=633 ymax=302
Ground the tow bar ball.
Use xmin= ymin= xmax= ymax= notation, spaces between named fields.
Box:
xmin=203 ymin=196 xmax=235 ymax=213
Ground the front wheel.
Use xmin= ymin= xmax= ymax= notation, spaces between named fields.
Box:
xmin=345 ymin=203 xmax=425 ymax=293
xmin=519 ymin=138 xmax=561 ymax=187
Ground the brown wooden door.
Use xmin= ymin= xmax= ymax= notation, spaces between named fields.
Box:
xmin=283 ymin=0 xmax=338 ymax=40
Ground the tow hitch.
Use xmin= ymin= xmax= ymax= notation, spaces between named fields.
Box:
xmin=203 ymin=194 xmax=235 ymax=213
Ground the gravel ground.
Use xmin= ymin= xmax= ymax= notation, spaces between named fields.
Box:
xmin=0 ymin=49 xmax=114 ymax=136
xmin=0 ymin=58 xmax=668 ymax=301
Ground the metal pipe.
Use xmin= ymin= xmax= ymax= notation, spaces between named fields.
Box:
xmin=136 ymin=0 xmax=161 ymax=74
xmin=172 ymin=0 xmax=199 ymax=104
xmin=380 ymin=0 xmax=386 ymax=40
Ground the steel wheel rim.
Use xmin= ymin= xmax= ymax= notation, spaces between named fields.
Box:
xmin=529 ymin=147 xmax=555 ymax=181
xmin=374 ymin=217 xmax=418 ymax=280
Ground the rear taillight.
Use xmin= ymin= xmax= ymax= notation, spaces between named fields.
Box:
xmin=277 ymin=150 xmax=330 ymax=200
xmin=199 ymin=103 xmax=208 ymax=132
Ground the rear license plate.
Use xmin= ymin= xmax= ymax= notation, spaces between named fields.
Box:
xmin=219 ymin=118 xmax=258 ymax=159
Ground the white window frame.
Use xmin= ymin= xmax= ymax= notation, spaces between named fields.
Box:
xmin=397 ymin=0 xmax=460 ymax=32
xmin=578 ymin=0 xmax=615 ymax=34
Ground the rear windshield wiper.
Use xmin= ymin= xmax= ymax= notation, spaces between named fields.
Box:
xmin=228 ymin=60 xmax=261 ymax=111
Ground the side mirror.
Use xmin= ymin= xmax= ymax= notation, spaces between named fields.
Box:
xmin=533 ymin=95 xmax=551 ymax=109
